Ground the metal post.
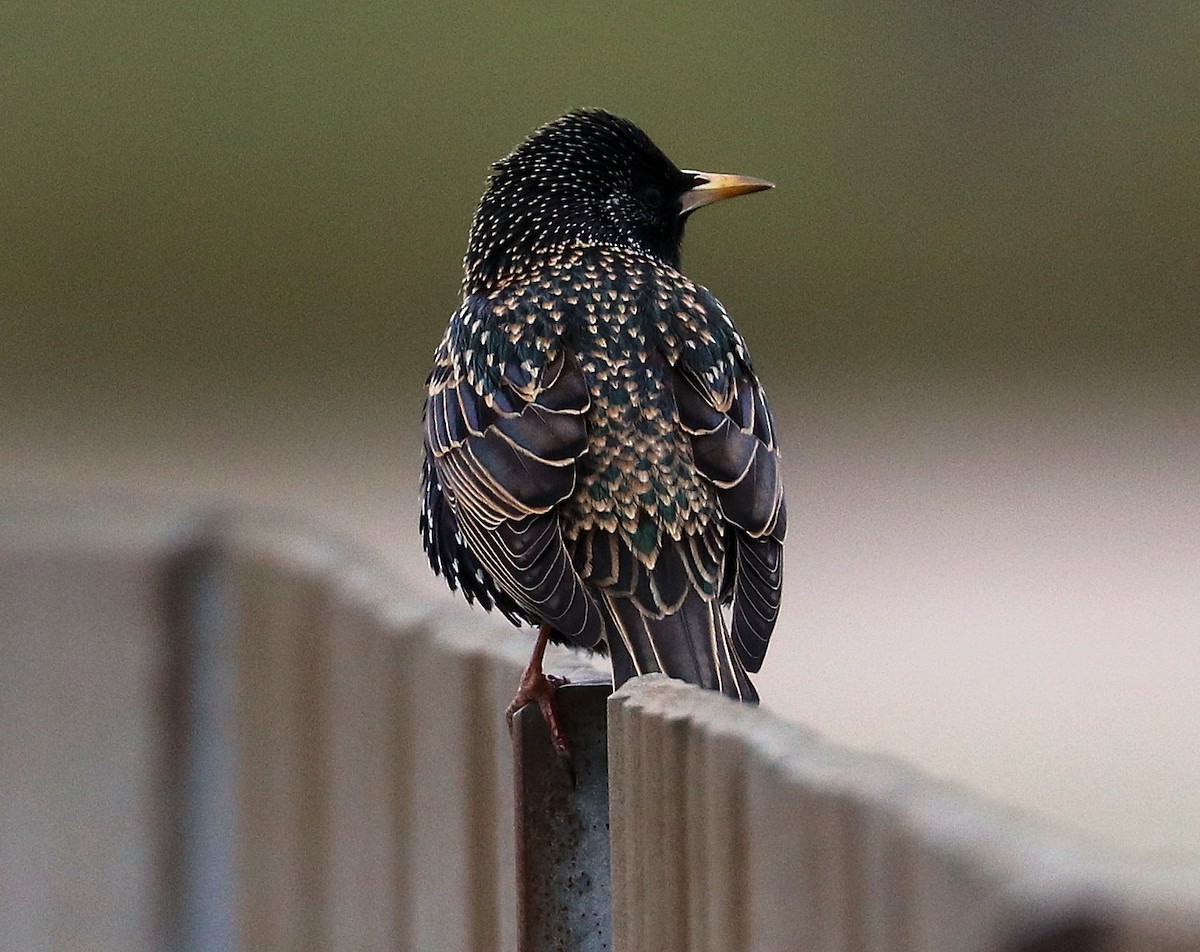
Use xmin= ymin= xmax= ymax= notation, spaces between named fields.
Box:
xmin=512 ymin=681 xmax=613 ymax=952
xmin=162 ymin=538 xmax=239 ymax=952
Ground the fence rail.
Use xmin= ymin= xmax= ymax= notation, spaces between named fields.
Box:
xmin=2 ymin=504 xmax=1198 ymax=951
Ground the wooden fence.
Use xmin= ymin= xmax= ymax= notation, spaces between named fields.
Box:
xmin=2 ymin=504 xmax=1198 ymax=951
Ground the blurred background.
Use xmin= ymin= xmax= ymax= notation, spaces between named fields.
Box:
xmin=3 ymin=0 xmax=1198 ymax=858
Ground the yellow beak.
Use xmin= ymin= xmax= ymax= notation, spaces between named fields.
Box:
xmin=679 ymin=170 xmax=774 ymax=215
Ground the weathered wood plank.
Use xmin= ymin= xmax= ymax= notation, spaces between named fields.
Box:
xmin=0 ymin=507 xmax=183 ymax=952
xmin=609 ymin=675 xmax=1200 ymax=952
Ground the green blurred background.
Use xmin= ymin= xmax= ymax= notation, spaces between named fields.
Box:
xmin=4 ymin=0 xmax=1200 ymax=852
xmin=6 ymin=0 xmax=1197 ymax=431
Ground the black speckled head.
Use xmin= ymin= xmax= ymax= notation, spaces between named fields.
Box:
xmin=464 ymin=110 xmax=703 ymax=292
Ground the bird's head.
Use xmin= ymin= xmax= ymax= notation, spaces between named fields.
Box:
xmin=464 ymin=109 xmax=772 ymax=292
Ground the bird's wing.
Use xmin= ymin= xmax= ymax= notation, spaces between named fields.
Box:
xmin=422 ymin=300 xmax=604 ymax=648
xmin=674 ymin=352 xmax=786 ymax=673
xmin=420 ymin=453 xmax=531 ymax=625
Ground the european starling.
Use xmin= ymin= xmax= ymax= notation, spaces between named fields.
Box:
xmin=421 ymin=110 xmax=785 ymax=755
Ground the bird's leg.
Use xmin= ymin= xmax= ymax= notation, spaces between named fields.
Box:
xmin=506 ymin=623 xmax=573 ymax=769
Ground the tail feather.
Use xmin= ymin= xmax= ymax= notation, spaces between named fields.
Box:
xmin=600 ymin=588 xmax=758 ymax=702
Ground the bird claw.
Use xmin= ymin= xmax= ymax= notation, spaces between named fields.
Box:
xmin=506 ymin=665 xmax=575 ymax=784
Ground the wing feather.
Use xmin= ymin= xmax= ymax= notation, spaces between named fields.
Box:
xmin=422 ymin=306 xmax=604 ymax=648
xmin=673 ymin=357 xmax=786 ymax=672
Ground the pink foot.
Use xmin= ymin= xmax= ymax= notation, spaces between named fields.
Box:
xmin=506 ymin=666 xmax=573 ymax=766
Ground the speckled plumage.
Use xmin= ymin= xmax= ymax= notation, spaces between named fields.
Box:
xmin=421 ymin=110 xmax=785 ymax=701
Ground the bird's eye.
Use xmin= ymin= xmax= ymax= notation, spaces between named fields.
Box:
xmin=640 ymin=186 xmax=663 ymax=208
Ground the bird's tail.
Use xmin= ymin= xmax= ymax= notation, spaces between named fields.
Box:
xmin=599 ymin=588 xmax=758 ymax=702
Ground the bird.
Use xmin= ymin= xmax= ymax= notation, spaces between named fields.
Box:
xmin=420 ymin=109 xmax=785 ymax=762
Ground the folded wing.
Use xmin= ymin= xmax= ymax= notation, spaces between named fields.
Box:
xmin=674 ymin=355 xmax=786 ymax=673
xmin=422 ymin=320 xmax=604 ymax=648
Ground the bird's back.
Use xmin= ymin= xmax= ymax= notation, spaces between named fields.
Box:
xmin=423 ymin=241 xmax=782 ymax=699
